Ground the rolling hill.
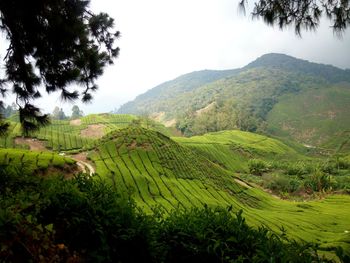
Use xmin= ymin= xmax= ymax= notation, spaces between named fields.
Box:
xmin=88 ymin=126 xmax=350 ymax=253
xmin=1 ymin=113 xmax=175 ymax=152
xmin=117 ymin=53 xmax=350 ymax=150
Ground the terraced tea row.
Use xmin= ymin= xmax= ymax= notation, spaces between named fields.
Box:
xmin=0 ymin=148 xmax=76 ymax=174
xmin=0 ymin=114 xmax=141 ymax=151
xmin=174 ymin=130 xmax=301 ymax=172
xmin=91 ymin=127 xmax=251 ymax=213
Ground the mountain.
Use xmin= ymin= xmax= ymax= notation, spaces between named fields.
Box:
xmin=245 ymin=53 xmax=350 ymax=83
xmin=118 ymin=53 xmax=350 ymax=149
xmin=117 ymin=69 xmax=240 ymax=115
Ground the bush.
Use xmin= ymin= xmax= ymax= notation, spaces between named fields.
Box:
xmin=335 ymin=157 xmax=350 ymax=170
xmin=282 ymin=161 xmax=313 ymax=176
xmin=248 ymin=159 xmax=269 ymax=176
xmin=0 ymin=167 xmax=340 ymax=262
xmin=265 ymin=176 xmax=301 ymax=193
xmin=303 ymin=169 xmax=335 ymax=192
xmin=156 ymin=207 xmax=326 ymax=263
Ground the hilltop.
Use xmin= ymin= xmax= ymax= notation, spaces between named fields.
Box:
xmin=117 ymin=53 xmax=350 ymax=149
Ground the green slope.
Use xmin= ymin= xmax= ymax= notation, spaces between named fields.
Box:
xmin=0 ymin=148 xmax=76 ymax=174
xmin=90 ymin=127 xmax=350 ymax=253
xmin=91 ymin=127 xmax=249 ymax=213
xmin=267 ymin=83 xmax=350 ymax=147
xmin=174 ymin=129 xmax=300 ymax=172
xmin=1 ymin=113 xmax=175 ymax=151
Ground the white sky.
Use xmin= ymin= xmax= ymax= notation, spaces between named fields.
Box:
xmin=2 ymin=0 xmax=350 ymax=114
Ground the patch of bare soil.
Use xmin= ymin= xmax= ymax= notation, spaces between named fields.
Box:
xmin=128 ymin=141 xmax=137 ymax=150
xmin=127 ymin=140 xmax=152 ymax=151
xmin=234 ymin=178 xmax=251 ymax=189
xmin=37 ymin=164 xmax=79 ymax=179
xmin=195 ymin=102 xmax=215 ymax=116
xmin=80 ymin=124 xmax=106 ymax=139
xmin=15 ymin=137 xmax=47 ymax=151
xmin=70 ymin=119 xmax=82 ymax=126
xmin=71 ymin=152 xmax=88 ymax=162
xmin=151 ymin=112 xmax=165 ymax=122
xmin=164 ymin=119 xmax=176 ymax=127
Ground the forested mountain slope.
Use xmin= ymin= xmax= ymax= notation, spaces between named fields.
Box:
xmin=117 ymin=69 xmax=239 ymax=115
xmin=117 ymin=53 xmax=350 ymax=148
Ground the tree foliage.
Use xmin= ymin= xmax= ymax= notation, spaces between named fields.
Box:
xmin=52 ymin=106 xmax=67 ymax=120
xmin=71 ymin=105 xmax=84 ymax=119
xmin=240 ymin=0 xmax=350 ymax=35
xmin=0 ymin=0 xmax=119 ymax=134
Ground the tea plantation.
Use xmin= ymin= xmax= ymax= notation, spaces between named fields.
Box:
xmin=1 ymin=115 xmax=350 ymax=259
xmin=90 ymin=127 xmax=350 ymax=255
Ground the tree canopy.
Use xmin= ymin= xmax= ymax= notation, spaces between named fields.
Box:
xmin=71 ymin=105 xmax=84 ymax=119
xmin=240 ymin=0 xmax=350 ymax=35
xmin=0 ymin=0 xmax=119 ymax=134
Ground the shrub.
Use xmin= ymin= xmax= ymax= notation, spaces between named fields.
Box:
xmin=248 ymin=159 xmax=269 ymax=176
xmin=304 ymin=169 xmax=335 ymax=192
xmin=285 ymin=162 xmax=311 ymax=176
xmin=0 ymin=168 xmax=340 ymax=262
xmin=156 ymin=207 xmax=326 ymax=263
xmin=265 ymin=176 xmax=301 ymax=193
xmin=335 ymin=157 xmax=350 ymax=170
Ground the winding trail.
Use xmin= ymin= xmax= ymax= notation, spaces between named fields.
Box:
xmin=70 ymin=152 xmax=95 ymax=176
xmin=13 ymin=137 xmax=95 ymax=176
xmin=74 ymin=159 xmax=95 ymax=176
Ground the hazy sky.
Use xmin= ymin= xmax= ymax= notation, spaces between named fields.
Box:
xmin=2 ymin=0 xmax=350 ymax=114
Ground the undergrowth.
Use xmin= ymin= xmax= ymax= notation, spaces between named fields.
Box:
xmin=1 ymin=167 xmax=348 ymax=262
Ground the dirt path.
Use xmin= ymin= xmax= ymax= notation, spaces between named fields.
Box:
xmin=234 ymin=178 xmax=252 ymax=189
xmin=14 ymin=137 xmax=94 ymax=176
xmin=70 ymin=152 xmax=95 ymax=176
xmin=15 ymin=137 xmax=47 ymax=151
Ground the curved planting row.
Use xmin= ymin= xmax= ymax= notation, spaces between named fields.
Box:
xmin=0 ymin=148 xmax=76 ymax=174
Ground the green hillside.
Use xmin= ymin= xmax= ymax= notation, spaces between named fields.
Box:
xmin=89 ymin=127 xmax=350 ymax=253
xmin=267 ymin=83 xmax=350 ymax=147
xmin=1 ymin=113 xmax=174 ymax=152
xmin=90 ymin=127 xmax=248 ymax=213
xmin=175 ymin=130 xmax=350 ymax=199
xmin=174 ymin=129 xmax=300 ymax=172
xmin=117 ymin=53 xmax=350 ymax=150
xmin=2 ymin=111 xmax=350 ymax=256
xmin=0 ymin=148 xmax=76 ymax=175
